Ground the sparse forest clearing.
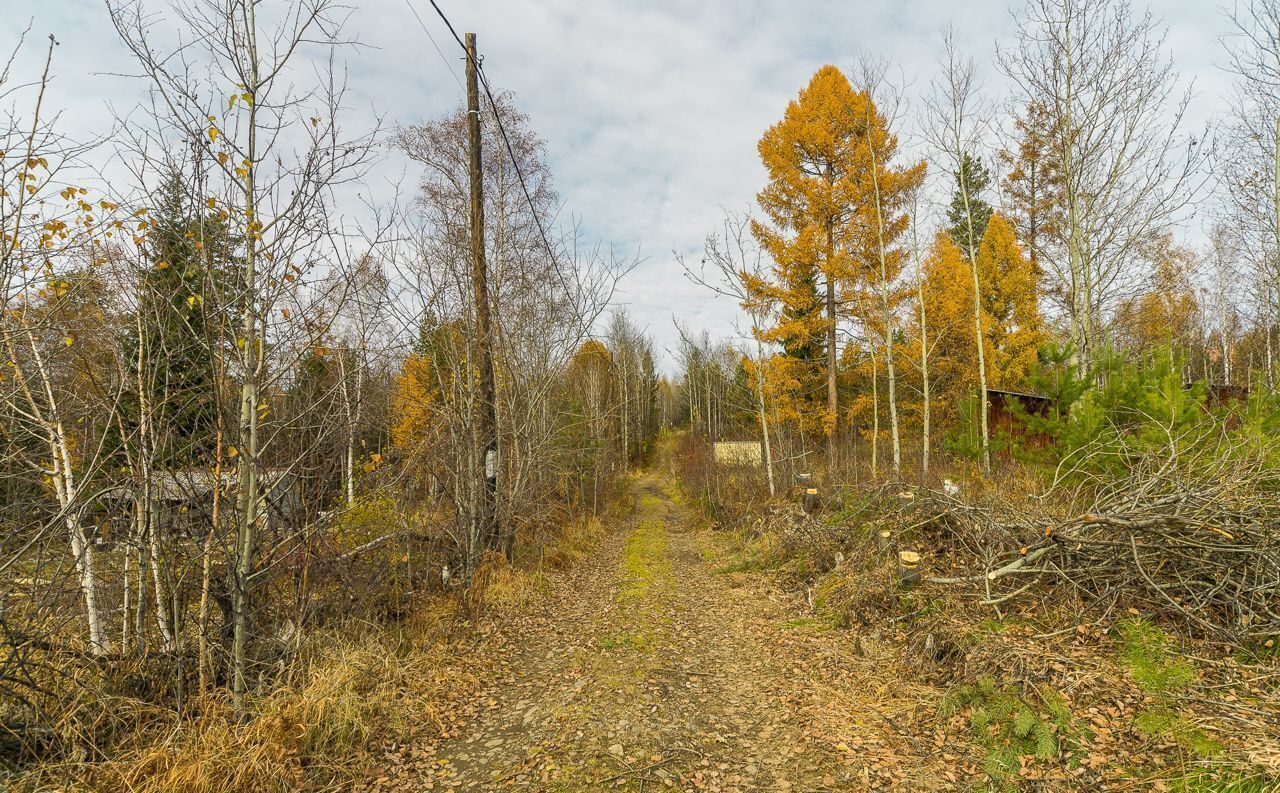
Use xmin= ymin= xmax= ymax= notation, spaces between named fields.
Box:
xmin=5 ymin=0 xmax=1280 ymax=790
xmin=364 ymin=456 xmax=1280 ymax=792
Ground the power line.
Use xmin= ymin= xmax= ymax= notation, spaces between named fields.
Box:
xmin=405 ymin=0 xmax=463 ymax=91
xmin=425 ymin=0 xmax=468 ymax=52
xmin=418 ymin=0 xmax=561 ymax=267
xmin=474 ymin=65 xmax=561 ymax=268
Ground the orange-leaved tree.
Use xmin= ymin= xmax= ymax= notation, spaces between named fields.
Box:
xmin=976 ymin=213 xmax=1043 ymax=387
xmin=740 ymin=264 xmax=828 ymax=438
xmin=999 ymin=101 xmax=1064 ymax=272
xmin=753 ymin=350 xmax=823 ymax=438
xmin=392 ymin=353 xmax=441 ymax=453
xmin=917 ymin=233 xmax=980 ymax=430
xmin=751 ymin=65 xmax=863 ymax=461
xmin=917 ymin=216 xmax=1043 ymax=438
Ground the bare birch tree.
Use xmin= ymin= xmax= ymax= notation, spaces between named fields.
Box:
xmin=1002 ymin=0 xmax=1207 ymax=371
xmin=0 ymin=35 xmax=117 ymax=657
xmin=906 ymin=183 xmax=934 ymax=478
xmin=109 ymin=0 xmax=379 ymax=710
xmin=853 ymin=60 xmax=924 ymax=478
xmin=925 ymin=29 xmax=993 ymax=471
xmin=1222 ymin=0 xmax=1280 ymax=389
xmin=392 ymin=92 xmax=623 ymax=573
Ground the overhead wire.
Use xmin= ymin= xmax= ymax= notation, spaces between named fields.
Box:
xmin=419 ymin=0 xmax=562 ymax=267
xmin=405 ymin=0 xmax=465 ymax=92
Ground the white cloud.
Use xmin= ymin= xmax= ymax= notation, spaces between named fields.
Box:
xmin=1 ymin=0 xmax=1238 ymax=370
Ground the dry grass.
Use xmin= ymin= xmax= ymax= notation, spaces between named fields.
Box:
xmin=469 ymin=514 xmax=606 ymax=611
xmin=9 ymin=604 xmax=477 ymax=793
xmin=540 ymin=514 xmax=605 ymax=569
xmin=5 ymin=494 xmax=615 ymax=792
xmin=467 ymin=550 xmax=548 ymax=613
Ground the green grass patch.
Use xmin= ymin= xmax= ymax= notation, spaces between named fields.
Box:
xmin=635 ymin=492 xmax=667 ymax=513
xmin=976 ymin=618 xmax=1011 ymax=635
xmin=709 ymin=530 xmax=779 ymax=576
xmin=893 ymin=592 xmax=945 ymax=623
xmin=592 ymin=504 xmax=679 ymax=685
xmin=598 ymin=632 xmax=654 ymax=652
xmin=712 ymin=558 xmax=764 ymax=575
xmin=618 ymin=519 xmax=671 ymax=603
xmin=1133 ymin=708 xmax=1221 ymax=758
xmin=1117 ymin=618 xmax=1227 ymax=779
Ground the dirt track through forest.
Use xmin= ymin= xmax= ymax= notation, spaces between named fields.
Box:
xmin=368 ymin=472 xmax=955 ymax=791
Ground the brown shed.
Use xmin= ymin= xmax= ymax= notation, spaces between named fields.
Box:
xmin=986 ymin=388 xmax=1055 ymax=449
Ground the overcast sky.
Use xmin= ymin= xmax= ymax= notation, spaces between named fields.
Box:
xmin=2 ymin=0 xmax=1238 ymax=370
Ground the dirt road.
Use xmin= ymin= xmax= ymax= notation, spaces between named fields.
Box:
xmin=369 ymin=473 xmax=954 ymax=792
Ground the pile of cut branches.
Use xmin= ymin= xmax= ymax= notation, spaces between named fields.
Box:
xmin=913 ymin=437 xmax=1280 ymax=640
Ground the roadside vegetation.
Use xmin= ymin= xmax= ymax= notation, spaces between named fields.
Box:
xmin=665 ymin=1 xmax=1280 ymax=786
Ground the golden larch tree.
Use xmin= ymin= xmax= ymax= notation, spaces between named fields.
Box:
xmin=392 ymin=354 xmax=440 ymax=452
xmin=918 ymin=218 xmax=1043 ymax=434
xmin=751 ymin=65 xmax=864 ymax=457
xmin=750 ymin=65 xmax=923 ymax=470
xmin=918 ymin=233 xmax=981 ymax=428
xmin=976 ymin=213 xmax=1043 ymax=387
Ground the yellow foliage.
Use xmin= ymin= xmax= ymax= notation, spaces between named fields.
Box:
xmin=391 ymin=353 xmax=439 ymax=451
xmin=567 ymin=338 xmax=614 ymax=376
xmin=753 ymin=352 xmax=825 ymax=437
xmin=331 ymin=493 xmax=398 ymax=548
xmin=1114 ymin=232 xmax=1199 ymax=355
xmin=975 ymin=213 xmax=1043 ymax=387
xmin=749 ymin=65 xmax=925 ymax=438
xmin=914 ymin=214 xmax=1044 ymax=427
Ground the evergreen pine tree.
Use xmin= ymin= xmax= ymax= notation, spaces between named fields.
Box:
xmin=132 ymin=168 xmax=231 ymax=465
xmin=946 ymin=153 xmax=994 ymax=257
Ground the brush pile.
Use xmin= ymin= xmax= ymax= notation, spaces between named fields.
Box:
xmin=909 ymin=440 xmax=1280 ymax=640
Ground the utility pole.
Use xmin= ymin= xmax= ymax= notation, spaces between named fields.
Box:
xmin=466 ymin=32 xmax=501 ymax=565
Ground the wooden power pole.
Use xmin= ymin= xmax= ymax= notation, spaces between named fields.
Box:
xmin=466 ymin=32 xmax=501 ymax=564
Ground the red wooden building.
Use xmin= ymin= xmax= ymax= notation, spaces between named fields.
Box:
xmin=986 ymin=388 xmax=1055 ymax=449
